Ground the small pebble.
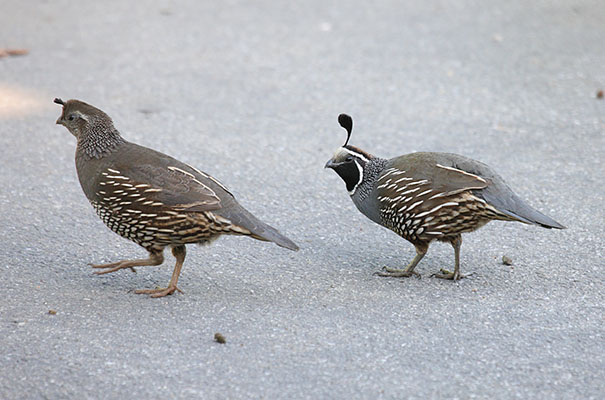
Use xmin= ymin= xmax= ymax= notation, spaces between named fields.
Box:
xmin=48 ymin=310 xmax=57 ymax=315
xmin=502 ymin=255 xmax=513 ymax=265
xmin=597 ymin=90 xmax=604 ymax=99
xmin=214 ymin=333 xmax=226 ymax=344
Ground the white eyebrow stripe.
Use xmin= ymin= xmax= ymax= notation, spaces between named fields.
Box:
xmin=341 ymin=147 xmax=369 ymax=163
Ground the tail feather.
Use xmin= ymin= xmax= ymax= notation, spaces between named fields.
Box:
xmin=497 ymin=206 xmax=566 ymax=229
xmin=217 ymin=203 xmax=299 ymax=251
xmin=481 ymin=189 xmax=565 ymax=229
xmin=251 ymin=223 xmax=299 ymax=251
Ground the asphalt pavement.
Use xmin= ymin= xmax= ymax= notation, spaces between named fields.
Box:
xmin=1 ymin=1 xmax=604 ymax=399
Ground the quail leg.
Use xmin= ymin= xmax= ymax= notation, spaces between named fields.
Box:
xmin=90 ymin=251 xmax=164 ymax=275
xmin=135 ymin=245 xmax=186 ymax=298
xmin=433 ymin=235 xmax=469 ymax=281
xmin=375 ymin=244 xmax=427 ymax=278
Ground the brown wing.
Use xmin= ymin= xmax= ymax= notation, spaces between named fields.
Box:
xmin=97 ymin=163 xmax=222 ymax=213
xmin=431 ymin=163 xmax=488 ymax=195
xmin=379 ymin=153 xmax=487 ymax=198
xmin=375 ymin=153 xmax=490 ymax=228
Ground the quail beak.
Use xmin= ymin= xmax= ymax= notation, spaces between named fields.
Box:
xmin=56 ymin=113 xmax=65 ymax=126
xmin=324 ymin=159 xmax=337 ymax=169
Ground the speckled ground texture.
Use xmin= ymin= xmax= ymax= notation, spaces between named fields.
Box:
xmin=1 ymin=0 xmax=604 ymax=399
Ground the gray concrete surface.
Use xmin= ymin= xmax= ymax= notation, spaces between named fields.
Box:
xmin=1 ymin=0 xmax=604 ymax=398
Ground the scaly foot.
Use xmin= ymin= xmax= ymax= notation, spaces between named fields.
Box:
xmin=89 ymin=261 xmax=136 ymax=274
xmin=135 ymin=286 xmax=183 ymax=298
xmin=431 ymin=268 xmax=473 ymax=281
xmin=374 ymin=266 xmax=421 ymax=278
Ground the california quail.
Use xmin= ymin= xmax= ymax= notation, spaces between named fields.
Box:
xmin=54 ymin=98 xmax=298 ymax=297
xmin=325 ymin=113 xmax=564 ymax=280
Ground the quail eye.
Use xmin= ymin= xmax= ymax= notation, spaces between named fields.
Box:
xmin=345 ymin=155 xmax=353 ymax=162
xmin=68 ymin=114 xmax=76 ymax=121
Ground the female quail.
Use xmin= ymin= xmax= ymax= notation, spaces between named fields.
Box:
xmin=325 ymin=114 xmax=564 ymax=280
xmin=55 ymin=98 xmax=298 ymax=297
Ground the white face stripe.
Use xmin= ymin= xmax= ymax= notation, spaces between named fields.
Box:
xmin=340 ymin=147 xmax=370 ymax=163
xmin=72 ymin=110 xmax=89 ymax=122
xmin=348 ymin=159 xmax=364 ymax=195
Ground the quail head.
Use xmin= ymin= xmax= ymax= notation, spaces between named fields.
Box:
xmin=54 ymin=98 xmax=298 ymax=297
xmin=325 ymin=113 xmax=564 ymax=280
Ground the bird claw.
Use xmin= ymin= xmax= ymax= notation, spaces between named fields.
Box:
xmin=374 ymin=267 xmax=421 ymax=278
xmin=431 ymin=268 xmax=474 ymax=281
xmin=90 ymin=261 xmax=137 ymax=275
xmin=135 ymin=286 xmax=183 ymax=298
xmin=89 ymin=261 xmax=118 ymax=269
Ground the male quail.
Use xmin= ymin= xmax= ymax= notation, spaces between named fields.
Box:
xmin=54 ymin=98 xmax=298 ymax=297
xmin=325 ymin=114 xmax=564 ymax=280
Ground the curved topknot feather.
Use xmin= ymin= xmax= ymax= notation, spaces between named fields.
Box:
xmin=338 ymin=113 xmax=353 ymax=146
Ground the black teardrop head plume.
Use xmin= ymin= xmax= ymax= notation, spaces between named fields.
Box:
xmin=54 ymin=98 xmax=65 ymax=105
xmin=338 ymin=113 xmax=353 ymax=146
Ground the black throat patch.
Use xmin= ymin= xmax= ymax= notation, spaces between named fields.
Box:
xmin=334 ymin=160 xmax=362 ymax=194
